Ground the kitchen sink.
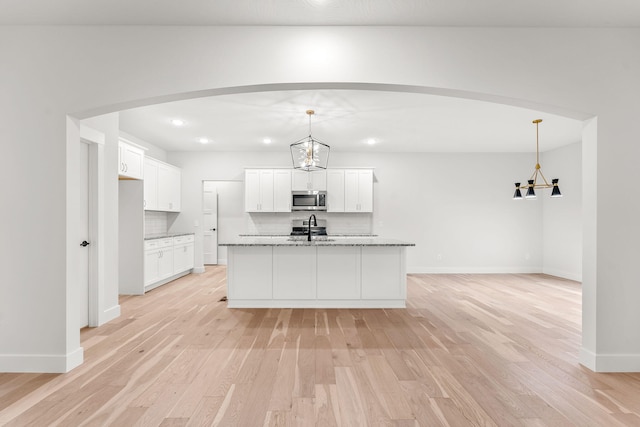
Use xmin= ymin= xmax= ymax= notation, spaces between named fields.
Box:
xmin=287 ymin=237 xmax=335 ymax=242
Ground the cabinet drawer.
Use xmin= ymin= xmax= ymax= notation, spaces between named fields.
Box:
xmin=145 ymin=238 xmax=173 ymax=250
xmin=173 ymin=234 xmax=194 ymax=245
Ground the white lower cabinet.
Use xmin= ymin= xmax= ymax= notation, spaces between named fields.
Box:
xmin=226 ymin=245 xmax=407 ymax=307
xmin=317 ymin=246 xmax=360 ymax=299
xmin=173 ymin=235 xmax=195 ymax=273
xmin=273 ymin=246 xmax=316 ymax=299
xmin=361 ymin=247 xmax=405 ymax=299
xmin=227 ymin=246 xmax=272 ymax=299
xmin=144 ymin=234 xmax=194 ymax=291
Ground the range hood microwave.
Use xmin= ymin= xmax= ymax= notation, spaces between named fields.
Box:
xmin=292 ymin=191 xmax=327 ymax=211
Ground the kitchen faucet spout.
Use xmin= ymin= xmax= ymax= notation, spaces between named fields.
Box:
xmin=307 ymin=214 xmax=317 ymax=241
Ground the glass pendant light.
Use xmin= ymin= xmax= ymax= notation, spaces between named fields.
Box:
xmin=290 ymin=110 xmax=330 ymax=171
xmin=514 ymin=119 xmax=562 ymax=199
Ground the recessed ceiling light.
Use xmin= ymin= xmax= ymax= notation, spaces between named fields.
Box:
xmin=366 ymin=138 xmax=377 ymax=145
xmin=263 ymin=138 xmax=272 ymax=144
xmin=171 ymin=119 xmax=186 ymax=127
xmin=198 ymin=138 xmax=209 ymax=144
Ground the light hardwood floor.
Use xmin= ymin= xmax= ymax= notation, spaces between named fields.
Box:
xmin=2 ymin=267 xmax=640 ymax=426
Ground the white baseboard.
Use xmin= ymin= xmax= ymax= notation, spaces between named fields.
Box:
xmin=407 ymin=266 xmax=542 ymax=274
xmin=99 ymin=304 xmax=120 ymax=326
xmin=192 ymin=266 xmax=205 ymax=274
xmin=0 ymin=346 xmax=83 ymax=373
xmin=580 ymin=347 xmax=640 ymax=372
xmin=542 ymin=267 xmax=582 ymax=282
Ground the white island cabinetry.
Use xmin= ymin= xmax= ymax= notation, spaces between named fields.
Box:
xmin=222 ymin=237 xmax=413 ymax=308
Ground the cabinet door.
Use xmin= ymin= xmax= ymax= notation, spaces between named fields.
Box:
xmin=259 ymin=169 xmax=274 ymax=212
xmin=157 ymin=163 xmax=173 ymax=211
xmin=291 ymin=169 xmax=310 ymax=191
xmin=273 ymin=169 xmax=292 ymax=212
xmin=309 ymin=170 xmax=327 ymax=191
xmin=228 ymin=246 xmax=273 ymax=299
xmin=184 ymin=243 xmax=194 ymax=270
xmin=317 ymin=247 xmax=360 ymax=299
xmin=144 ymin=249 xmax=160 ymax=286
xmin=326 ymin=169 xmax=345 ymax=212
xmin=273 ymin=246 xmax=316 ymax=299
xmin=169 ymin=166 xmax=181 ymax=212
xmin=357 ymin=169 xmax=373 ymax=212
xmin=158 ymin=246 xmax=174 ymax=280
xmin=361 ymin=247 xmax=404 ymax=299
xmin=245 ymin=170 xmax=261 ymax=212
xmin=123 ymin=144 xmax=144 ymax=179
xmin=143 ymin=158 xmax=158 ymax=210
xmin=344 ymin=170 xmax=360 ymax=212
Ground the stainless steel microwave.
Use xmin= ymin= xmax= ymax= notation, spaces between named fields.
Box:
xmin=292 ymin=191 xmax=327 ymax=211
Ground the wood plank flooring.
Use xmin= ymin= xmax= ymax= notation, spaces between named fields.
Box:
xmin=2 ymin=268 xmax=640 ymax=426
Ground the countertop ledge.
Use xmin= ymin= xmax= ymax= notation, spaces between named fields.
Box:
xmin=221 ymin=237 xmax=414 ymax=247
xmin=144 ymin=232 xmax=194 ymax=240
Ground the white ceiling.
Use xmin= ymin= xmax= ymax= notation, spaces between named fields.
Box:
xmin=1 ymin=0 xmax=640 ymax=26
xmin=6 ymin=1 xmax=604 ymax=153
xmin=119 ymin=90 xmax=583 ymax=153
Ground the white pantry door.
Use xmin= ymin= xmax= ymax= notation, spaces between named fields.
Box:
xmin=203 ymin=182 xmax=218 ymax=265
xmin=77 ymin=140 xmax=90 ymax=328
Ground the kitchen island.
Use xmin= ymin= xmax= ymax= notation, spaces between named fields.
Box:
xmin=219 ymin=237 xmax=415 ymax=308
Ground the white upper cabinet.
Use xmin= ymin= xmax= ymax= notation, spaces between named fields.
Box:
xmin=326 ymin=169 xmax=345 ymax=212
xmin=273 ymin=169 xmax=292 ymax=212
xmin=344 ymin=169 xmax=373 ymax=212
xmin=245 ymin=169 xmax=274 ymax=212
xmin=144 ymin=157 xmax=181 ymax=212
xmin=158 ymin=162 xmax=181 ymax=212
xmin=291 ymin=169 xmax=327 ymax=191
xmin=143 ymin=157 xmax=158 ymax=210
xmin=118 ymin=140 xmax=144 ymax=180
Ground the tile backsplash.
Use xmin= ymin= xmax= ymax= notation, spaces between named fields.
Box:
xmin=144 ymin=211 xmax=168 ymax=236
xmin=246 ymin=212 xmax=373 ymax=235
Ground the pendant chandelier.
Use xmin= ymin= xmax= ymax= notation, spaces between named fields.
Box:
xmin=290 ymin=109 xmax=330 ymax=171
xmin=513 ymin=119 xmax=562 ymax=200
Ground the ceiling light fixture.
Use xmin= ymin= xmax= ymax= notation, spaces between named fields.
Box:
xmin=171 ymin=119 xmax=186 ymax=127
xmin=366 ymin=138 xmax=376 ymax=145
xmin=290 ymin=109 xmax=330 ymax=172
xmin=198 ymin=137 xmax=209 ymax=144
xmin=513 ymin=119 xmax=562 ymax=200
xmin=263 ymin=138 xmax=272 ymax=144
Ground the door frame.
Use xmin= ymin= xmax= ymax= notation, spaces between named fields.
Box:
xmin=79 ymin=123 xmax=105 ymax=327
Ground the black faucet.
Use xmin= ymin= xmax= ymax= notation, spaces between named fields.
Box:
xmin=307 ymin=214 xmax=317 ymax=241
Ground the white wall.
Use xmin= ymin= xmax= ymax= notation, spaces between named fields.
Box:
xmin=168 ymin=151 xmax=547 ymax=274
xmin=1 ymin=26 xmax=639 ymax=372
xmin=542 ymin=142 xmax=582 ymax=281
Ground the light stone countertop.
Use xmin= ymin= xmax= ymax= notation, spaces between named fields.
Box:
xmin=144 ymin=232 xmax=195 ymax=241
xmin=220 ymin=237 xmax=414 ymax=247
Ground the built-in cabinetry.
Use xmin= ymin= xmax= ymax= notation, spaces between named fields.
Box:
xmin=226 ymin=244 xmax=406 ymax=308
xmin=244 ymin=168 xmax=372 ymax=213
xmin=326 ymin=169 xmax=345 ymax=212
xmin=344 ymin=169 xmax=373 ymax=212
xmin=118 ymin=139 xmax=144 ymax=180
xmin=292 ymin=170 xmax=327 ymax=191
xmin=326 ymin=169 xmax=373 ymax=212
xmin=144 ymin=234 xmax=194 ymax=292
xmin=144 ymin=157 xmax=181 ymax=212
xmin=245 ymin=169 xmax=291 ymax=212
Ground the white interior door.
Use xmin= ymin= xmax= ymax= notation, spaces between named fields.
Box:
xmin=78 ymin=140 xmax=90 ymax=328
xmin=203 ymin=182 xmax=218 ymax=265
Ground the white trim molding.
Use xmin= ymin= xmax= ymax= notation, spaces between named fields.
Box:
xmin=0 ymin=347 xmax=83 ymax=373
xmin=580 ymin=348 xmax=640 ymax=372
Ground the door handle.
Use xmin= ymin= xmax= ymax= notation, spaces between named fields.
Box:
xmin=210 ymin=228 xmax=216 ymax=231
xmin=80 ymin=241 xmax=90 ymax=247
